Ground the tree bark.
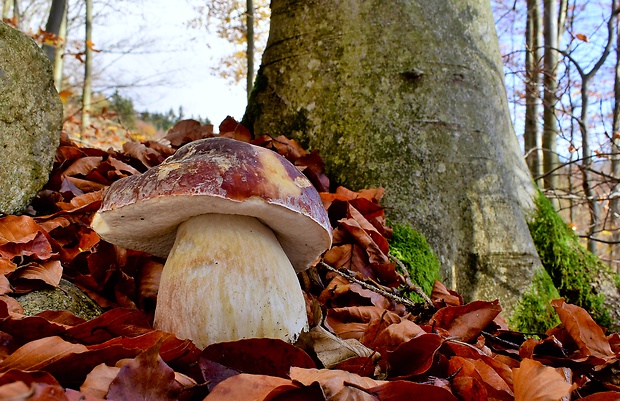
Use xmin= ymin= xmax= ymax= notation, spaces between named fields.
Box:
xmin=542 ymin=0 xmax=560 ymax=194
xmin=524 ymin=0 xmax=543 ymax=184
xmin=246 ymin=0 xmax=254 ymax=98
xmin=2 ymin=0 xmax=10 ymax=20
xmin=53 ymin=2 xmax=68 ymax=92
xmin=42 ymin=0 xmax=67 ymax=62
xmin=244 ymin=0 xmax=543 ymax=315
xmin=82 ymin=0 xmax=93 ymax=132
xmin=612 ymin=13 xmax=620 ymax=272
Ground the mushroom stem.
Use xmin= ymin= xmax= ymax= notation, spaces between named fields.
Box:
xmin=153 ymin=213 xmax=308 ymax=348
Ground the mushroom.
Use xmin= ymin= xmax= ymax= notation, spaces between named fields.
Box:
xmin=91 ymin=137 xmax=332 ymax=348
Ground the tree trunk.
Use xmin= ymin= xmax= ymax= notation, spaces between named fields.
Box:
xmin=53 ymin=2 xmax=68 ymax=91
xmin=246 ymin=0 xmax=254 ymax=98
xmin=244 ymin=0 xmax=544 ymax=315
xmin=542 ymin=0 xmax=560 ymax=196
xmin=12 ymin=0 xmax=20 ymax=29
xmin=42 ymin=0 xmax=67 ymax=62
xmin=612 ymin=13 xmax=620 ymax=272
xmin=2 ymin=0 xmax=10 ymax=20
xmin=524 ymin=0 xmax=543 ymax=185
xmin=82 ymin=0 xmax=93 ymax=132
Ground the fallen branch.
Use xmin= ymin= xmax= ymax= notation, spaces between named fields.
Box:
xmin=319 ymin=261 xmax=433 ymax=312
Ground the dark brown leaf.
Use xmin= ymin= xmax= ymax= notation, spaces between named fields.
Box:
xmin=107 ymin=344 xmax=184 ymax=401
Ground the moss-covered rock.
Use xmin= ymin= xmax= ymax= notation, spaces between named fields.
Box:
xmin=13 ymin=279 xmax=103 ymax=320
xmin=529 ymin=192 xmax=620 ymax=330
xmin=0 ymin=22 xmax=62 ymax=215
xmin=388 ymin=222 xmax=441 ymax=302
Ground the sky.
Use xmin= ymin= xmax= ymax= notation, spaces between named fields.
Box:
xmin=93 ymin=1 xmax=248 ymax=127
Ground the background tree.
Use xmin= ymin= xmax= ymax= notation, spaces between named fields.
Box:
xmin=524 ymin=0 xmax=543 ymax=185
xmin=81 ymin=0 xmax=92 ymax=131
xmin=244 ymin=0 xmax=549 ymax=318
xmin=41 ymin=0 xmax=66 ymax=61
xmin=189 ymin=0 xmax=269 ymax=95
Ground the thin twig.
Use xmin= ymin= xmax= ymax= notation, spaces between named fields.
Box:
xmin=319 ymin=261 xmax=426 ymax=311
xmin=389 ymin=254 xmax=434 ymax=307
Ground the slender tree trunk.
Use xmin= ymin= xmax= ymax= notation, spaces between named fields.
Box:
xmin=524 ymin=0 xmax=543 ymax=184
xmin=612 ymin=16 xmax=620 ymax=272
xmin=2 ymin=0 xmax=10 ymax=20
xmin=82 ymin=0 xmax=93 ymax=132
xmin=542 ymin=0 xmax=560 ymax=195
xmin=53 ymin=3 xmax=68 ymax=91
xmin=244 ymin=0 xmax=544 ymax=315
xmin=580 ymin=0 xmax=618 ymax=254
xmin=246 ymin=0 xmax=254 ymax=99
xmin=42 ymin=0 xmax=67 ymax=62
xmin=12 ymin=0 xmax=20 ymax=29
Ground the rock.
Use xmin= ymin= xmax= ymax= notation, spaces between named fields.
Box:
xmin=0 ymin=22 xmax=63 ymax=215
xmin=13 ymin=279 xmax=103 ymax=320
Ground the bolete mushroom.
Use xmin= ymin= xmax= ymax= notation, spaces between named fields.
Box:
xmin=91 ymin=137 xmax=332 ymax=348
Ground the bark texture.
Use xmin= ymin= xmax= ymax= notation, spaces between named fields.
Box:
xmin=244 ymin=0 xmax=543 ymax=314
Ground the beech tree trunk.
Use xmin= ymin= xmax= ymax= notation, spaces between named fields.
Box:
xmin=612 ymin=13 xmax=620 ymax=272
xmin=53 ymin=3 xmax=67 ymax=91
xmin=524 ymin=0 xmax=543 ymax=185
xmin=42 ymin=0 xmax=67 ymax=62
xmin=2 ymin=0 xmax=10 ymax=20
xmin=244 ymin=0 xmax=544 ymax=315
xmin=246 ymin=0 xmax=254 ymax=98
xmin=82 ymin=0 xmax=93 ymax=132
xmin=542 ymin=0 xmax=560 ymax=195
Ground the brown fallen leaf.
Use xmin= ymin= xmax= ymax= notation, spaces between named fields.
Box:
xmin=386 ymin=333 xmax=443 ymax=379
xmin=513 ymin=358 xmax=574 ymax=401
xmin=551 ymin=299 xmax=616 ymax=360
xmin=106 ymin=344 xmax=184 ymax=401
xmin=365 ymin=381 xmax=459 ymax=401
xmin=0 ymin=336 xmax=88 ymax=372
xmin=298 ymin=325 xmax=376 ymax=369
xmin=204 ymin=373 xmax=307 ymax=401
xmin=430 ymin=300 xmax=502 ymax=342
xmin=289 ymin=367 xmax=380 ymax=401
xmin=200 ymin=338 xmax=315 ymax=379
xmin=81 ymin=363 xmax=119 ymax=399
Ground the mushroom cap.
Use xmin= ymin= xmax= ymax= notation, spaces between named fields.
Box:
xmin=91 ymin=137 xmax=332 ymax=272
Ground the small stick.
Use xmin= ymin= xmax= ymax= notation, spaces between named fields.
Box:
xmin=389 ymin=254 xmax=434 ymax=307
xmin=319 ymin=261 xmax=422 ymax=311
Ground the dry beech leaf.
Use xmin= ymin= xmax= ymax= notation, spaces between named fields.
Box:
xmin=201 ymin=338 xmax=315 ymax=379
xmin=290 ymin=367 xmax=381 ymax=401
xmin=204 ymin=373 xmax=303 ymax=401
xmin=365 ymin=381 xmax=459 ymax=401
xmin=386 ymin=333 xmax=443 ymax=379
xmin=62 ymin=156 xmax=103 ymax=177
xmin=81 ymin=363 xmax=119 ymax=399
xmin=431 ymin=300 xmax=502 ymax=342
xmin=106 ymin=345 xmax=184 ymax=401
xmin=513 ymin=358 xmax=574 ymax=401
xmin=11 ymin=260 xmax=63 ymax=288
xmin=431 ymin=280 xmax=463 ymax=307
xmin=575 ymin=33 xmax=589 ymax=42
xmin=0 ymin=336 xmax=88 ymax=372
xmin=300 ymin=325 xmax=376 ymax=368
xmin=551 ymin=299 xmax=615 ymax=359
xmin=0 ymin=215 xmax=43 ymax=245
xmin=578 ymin=392 xmax=620 ymax=400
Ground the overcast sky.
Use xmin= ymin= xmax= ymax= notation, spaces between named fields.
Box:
xmin=93 ymin=1 xmax=248 ymax=127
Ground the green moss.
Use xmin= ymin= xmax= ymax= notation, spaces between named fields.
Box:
xmin=388 ymin=221 xmax=441 ymax=302
xmin=508 ymin=269 xmax=561 ymax=333
xmin=529 ymin=192 xmax=613 ymax=327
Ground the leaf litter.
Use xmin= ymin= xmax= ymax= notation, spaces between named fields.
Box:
xmin=0 ymin=118 xmax=618 ymax=400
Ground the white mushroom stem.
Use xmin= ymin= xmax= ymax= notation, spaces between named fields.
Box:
xmin=153 ymin=213 xmax=308 ymax=348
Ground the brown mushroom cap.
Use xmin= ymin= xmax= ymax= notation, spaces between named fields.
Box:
xmin=91 ymin=137 xmax=332 ymax=272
